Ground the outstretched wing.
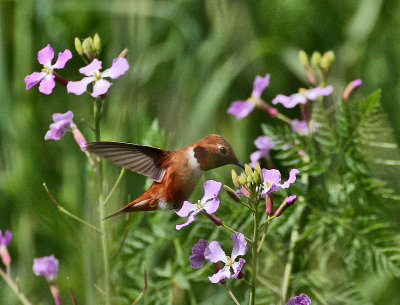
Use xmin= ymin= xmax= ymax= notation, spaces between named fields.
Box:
xmin=85 ymin=141 xmax=170 ymax=183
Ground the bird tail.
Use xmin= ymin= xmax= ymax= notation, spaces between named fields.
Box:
xmin=102 ymin=199 xmax=151 ymax=220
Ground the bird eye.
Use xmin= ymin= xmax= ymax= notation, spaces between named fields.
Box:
xmin=219 ymin=146 xmax=227 ymax=154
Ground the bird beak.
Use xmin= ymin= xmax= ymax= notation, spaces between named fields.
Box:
xmin=236 ymin=161 xmax=245 ymax=170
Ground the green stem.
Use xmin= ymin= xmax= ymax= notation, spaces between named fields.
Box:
xmin=103 ymin=168 xmax=126 ymax=206
xmin=281 ymin=229 xmax=298 ymax=302
xmin=257 ymin=220 xmax=271 ymax=253
xmin=43 ymin=183 xmax=102 ymax=234
xmin=0 ymin=268 xmax=33 ymax=305
xmin=275 ymin=113 xmax=293 ymax=125
xmin=249 ymin=198 xmax=260 ymax=305
xmin=94 ymin=99 xmax=111 ymax=305
xmin=220 ymin=223 xmax=252 ymax=244
xmin=222 ymin=283 xmax=241 ymax=305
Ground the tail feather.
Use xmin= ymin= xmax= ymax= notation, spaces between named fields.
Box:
xmin=102 ymin=199 xmax=150 ymax=220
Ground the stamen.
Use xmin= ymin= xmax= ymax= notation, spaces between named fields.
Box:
xmin=41 ymin=66 xmax=53 ymax=75
xmin=225 ymin=256 xmax=235 ymax=266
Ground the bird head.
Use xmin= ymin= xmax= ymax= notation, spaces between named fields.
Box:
xmin=193 ymin=134 xmax=244 ymax=171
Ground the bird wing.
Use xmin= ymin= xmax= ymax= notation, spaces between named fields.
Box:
xmin=85 ymin=141 xmax=170 ymax=183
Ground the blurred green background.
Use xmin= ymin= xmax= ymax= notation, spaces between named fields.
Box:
xmin=1 ymin=0 xmax=400 ymax=304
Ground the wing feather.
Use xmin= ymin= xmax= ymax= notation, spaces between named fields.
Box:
xmin=85 ymin=141 xmax=170 ymax=182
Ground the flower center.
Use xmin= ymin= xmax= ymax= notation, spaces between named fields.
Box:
xmin=94 ymin=71 xmax=103 ymax=81
xmin=225 ymin=256 xmax=235 ymax=266
xmin=263 ymin=179 xmax=272 ymax=191
xmin=248 ymin=96 xmax=261 ymax=106
xmin=298 ymin=88 xmax=307 ymax=96
xmin=194 ymin=200 xmax=204 ymax=210
xmin=42 ymin=65 xmax=53 ymax=75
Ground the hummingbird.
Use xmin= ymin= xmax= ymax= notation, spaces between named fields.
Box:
xmin=85 ymin=134 xmax=244 ymax=219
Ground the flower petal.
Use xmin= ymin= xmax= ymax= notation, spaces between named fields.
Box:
xmin=250 ymin=150 xmax=267 ymax=166
xmin=285 ymin=293 xmax=311 ymax=305
xmin=262 ymin=169 xmax=282 ymax=185
xmin=279 ymin=169 xmax=299 ymax=189
xmin=203 ymin=180 xmax=222 ymax=199
xmin=175 ymin=211 xmax=198 ymax=230
xmin=25 ymin=72 xmax=46 ymax=90
xmin=204 ymin=241 xmax=227 ymax=263
xmin=231 ymin=232 xmax=248 ymax=259
xmin=231 ymin=258 xmax=245 ymax=279
xmin=176 ymin=201 xmax=196 ymax=217
xmin=79 ymin=58 xmax=102 ymax=76
xmin=306 ymin=85 xmax=333 ymax=100
xmin=291 ymin=120 xmax=309 ymax=136
xmin=254 ymin=136 xmax=276 ymax=150
xmin=286 ymin=195 xmax=298 ymax=206
xmin=33 ymin=255 xmax=59 ymax=281
xmin=67 ymin=77 xmax=94 ymax=95
xmin=53 ymin=110 xmax=74 ymax=123
xmin=52 ymin=49 xmax=73 ymax=69
xmin=227 ymin=101 xmax=255 ymax=120
xmin=202 ymin=180 xmax=222 ymax=214
xmin=273 ymin=93 xmax=307 ymax=108
xmin=189 ymin=239 xmax=209 ymax=269
xmin=38 ymin=44 xmax=54 ymax=66
xmin=39 ymin=74 xmax=56 ymax=95
xmin=102 ymin=57 xmax=129 ymax=79
xmin=252 ymin=74 xmax=270 ymax=98
xmin=0 ymin=230 xmax=12 ymax=246
xmin=208 ymin=266 xmax=231 ymax=283
xmin=92 ymin=79 xmax=112 ymax=97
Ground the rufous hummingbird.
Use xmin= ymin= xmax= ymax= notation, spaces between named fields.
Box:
xmin=85 ymin=134 xmax=244 ymax=219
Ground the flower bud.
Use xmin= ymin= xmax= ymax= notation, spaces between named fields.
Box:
xmin=310 ymin=51 xmax=321 ymax=67
xmin=224 ymin=185 xmax=242 ymax=202
xmin=246 ymin=174 xmax=253 ymax=185
xmin=118 ymin=48 xmax=129 ymax=58
xmin=238 ymin=173 xmax=247 ymax=186
xmin=342 ymin=79 xmax=362 ymax=100
xmin=74 ymin=37 xmax=83 ymax=56
xmin=320 ymin=50 xmax=335 ymax=71
xmin=298 ymin=50 xmax=309 ymax=67
xmin=93 ymin=33 xmax=101 ymax=54
xmin=245 ymin=164 xmax=253 ymax=176
xmin=265 ymin=194 xmax=274 ymax=215
xmin=231 ymin=170 xmax=239 ymax=189
xmin=82 ymin=37 xmax=95 ymax=60
xmin=274 ymin=195 xmax=297 ymax=217
xmin=254 ymin=163 xmax=262 ymax=177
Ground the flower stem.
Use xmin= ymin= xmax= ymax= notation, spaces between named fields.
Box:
xmin=220 ymin=223 xmax=253 ymax=244
xmin=222 ymin=283 xmax=241 ymax=305
xmin=43 ymin=183 xmax=102 ymax=234
xmin=94 ymin=99 xmax=111 ymax=305
xmin=249 ymin=197 xmax=260 ymax=305
xmin=281 ymin=229 xmax=298 ymax=302
xmin=257 ymin=220 xmax=271 ymax=253
xmin=0 ymin=268 xmax=33 ymax=305
xmin=103 ymin=168 xmax=126 ymax=206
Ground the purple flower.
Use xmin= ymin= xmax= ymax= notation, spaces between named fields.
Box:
xmin=45 ymin=111 xmax=74 ymax=141
xmin=0 ymin=230 xmax=12 ymax=247
xmin=227 ymin=74 xmax=270 ymax=120
xmin=25 ymin=44 xmax=72 ymax=94
xmin=203 ymin=232 xmax=247 ymax=283
xmin=67 ymin=57 xmax=129 ymax=97
xmin=285 ymin=293 xmax=311 ymax=305
xmin=189 ymin=239 xmax=209 ymax=269
xmin=33 ymin=255 xmax=59 ymax=281
xmin=272 ymin=86 xmax=333 ymax=108
xmin=261 ymin=168 xmax=299 ymax=197
xmin=250 ymin=136 xmax=279 ymax=166
xmin=176 ymin=180 xmax=222 ymax=230
xmin=0 ymin=230 xmax=12 ymax=265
